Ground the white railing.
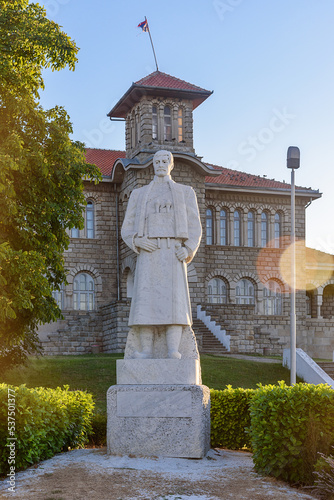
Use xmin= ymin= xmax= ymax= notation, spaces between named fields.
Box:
xmin=283 ymin=348 xmax=334 ymax=389
xmin=197 ymin=305 xmax=230 ymax=351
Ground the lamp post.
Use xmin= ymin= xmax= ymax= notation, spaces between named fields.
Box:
xmin=287 ymin=146 xmax=300 ymax=385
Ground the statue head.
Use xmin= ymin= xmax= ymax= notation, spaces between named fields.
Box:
xmin=153 ymin=150 xmax=174 ymax=177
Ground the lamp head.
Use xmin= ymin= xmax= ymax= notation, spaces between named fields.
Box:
xmin=287 ymin=146 xmax=300 ymax=169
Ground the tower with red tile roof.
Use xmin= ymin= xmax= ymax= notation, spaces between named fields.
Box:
xmin=107 ymin=70 xmax=212 ymax=160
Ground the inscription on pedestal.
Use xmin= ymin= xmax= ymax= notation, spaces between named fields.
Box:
xmin=116 ymin=391 xmax=192 ymax=417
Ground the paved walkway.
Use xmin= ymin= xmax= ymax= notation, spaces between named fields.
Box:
xmin=209 ymin=353 xmax=282 ymax=363
xmin=0 ymin=447 xmax=317 ymax=499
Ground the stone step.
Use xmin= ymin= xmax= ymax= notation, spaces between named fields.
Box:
xmin=318 ymin=362 xmax=334 ymax=378
xmin=193 ymin=318 xmax=228 ymax=355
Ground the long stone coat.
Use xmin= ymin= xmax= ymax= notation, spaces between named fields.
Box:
xmin=121 ymin=176 xmax=202 ymax=327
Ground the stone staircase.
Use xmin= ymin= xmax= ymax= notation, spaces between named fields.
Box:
xmin=318 ymin=362 xmax=334 ymax=379
xmin=192 ymin=318 xmax=228 ymax=355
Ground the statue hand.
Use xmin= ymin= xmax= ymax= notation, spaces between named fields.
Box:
xmin=175 ymin=247 xmax=188 ymax=262
xmin=134 ymin=236 xmax=158 ymax=253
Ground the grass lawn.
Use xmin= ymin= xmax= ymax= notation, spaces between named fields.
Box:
xmin=1 ymin=353 xmax=294 ymax=415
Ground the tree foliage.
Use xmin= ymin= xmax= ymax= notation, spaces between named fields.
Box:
xmin=0 ymin=0 xmax=101 ymax=368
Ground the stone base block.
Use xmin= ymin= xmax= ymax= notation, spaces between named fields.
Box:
xmin=107 ymin=384 xmax=210 ymax=458
xmin=117 ymin=359 xmax=201 ymax=385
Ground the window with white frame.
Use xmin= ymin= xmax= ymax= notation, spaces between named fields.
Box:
xmin=236 ymin=279 xmax=255 ymax=305
xmin=206 ymin=208 xmax=214 ymax=245
xmin=234 ymin=210 xmax=241 ymax=246
xmin=207 ymin=278 xmax=227 ymax=304
xmin=164 ymin=106 xmax=172 ymax=141
xmin=52 ymin=285 xmax=64 ymax=309
xmin=177 ymin=107 xmax=183 ymax=142
xmin=152 ymin=105 xmax=158 ymax=140
xmin=274 ymin=212 xmax=282 ymax=248
xmin=86 ymin=201 xmax=94 ymax=238
xmin=247 ymin=211 xmax=255 ymax=247
xmin=73 ymin=273 xmax=95 ymax=311
xmin=261 ymin=211 xmax=269 ymax=247
xmin=71 ymin=227 xmax=80 ymax=238
xmin=220 ymin=209 xmax=227 ymax=245
xmin=263 ymin=280 xmax=282 ymax=315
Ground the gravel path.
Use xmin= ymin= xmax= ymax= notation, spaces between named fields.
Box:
xmin=0 ymin=447 xmax=317 ymax=500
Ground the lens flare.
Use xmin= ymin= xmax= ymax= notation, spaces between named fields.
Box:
xmin=279 ymin=240 xmax=307 ymax=291
xmin=256 ymin=239 xmax=333 ymax=292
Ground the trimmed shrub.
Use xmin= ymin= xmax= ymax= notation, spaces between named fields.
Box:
xmin=0 ymin=384 xmax=94 ymax=474
xmin=88 ymin=412 xmax=107 ymax=446
xmin=210 ymin=386 xmax=255 ymax=449
xmin=249 ymin=381 xmax=334 ymax=485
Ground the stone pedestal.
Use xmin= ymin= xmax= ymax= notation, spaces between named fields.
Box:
xmin=107 ymin=359 xmax=211 ymax=458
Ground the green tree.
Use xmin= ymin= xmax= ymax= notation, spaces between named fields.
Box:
xmin=0 ymin=0 xmax=101 ymax=368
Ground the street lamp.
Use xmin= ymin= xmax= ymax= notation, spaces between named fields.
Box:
xmin=287 ymin=146 xmax=300 ymax=385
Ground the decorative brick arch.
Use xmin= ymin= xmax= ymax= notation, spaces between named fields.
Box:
xmin=206 ymin=270 xmax=232 ymax=286
xmin=232 ymin=272 xmax=261 ymax=287
xmin=261 ymin=274 xmax=289 ymax=293
xmin=258 ymin=204 xmax=273 ymax=214
xmin=229 ymin=204 xmax=245 ymax=215
xmin=67 ymin=265 xmax=102 ymax=288
xmin=84 ymin=192 xmax=99 ymax=203
xmin=317 ymin=279 xmax=334 ymax=295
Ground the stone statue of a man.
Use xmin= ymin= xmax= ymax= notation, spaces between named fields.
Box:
xmin=121 ymin=150 xmax=202 ymax=359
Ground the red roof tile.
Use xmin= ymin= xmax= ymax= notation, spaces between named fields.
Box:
xmin=205 ymin=163 xmax=316 ymax=192
xmin=135 ymin=71 xmax=210 ymax=93
xmin=85 ymin=149 xmax=319 ymax=195
xmin=85 ymin=148 xmax=126 ymax=176
xmin=108 ymin=71 xmax=212 ymax=118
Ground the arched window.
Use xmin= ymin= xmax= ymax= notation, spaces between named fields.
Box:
xmin=152 ymin=105 xmax=158 ymax=140
xmin=261 ymin=211 xmax=269 ymax=247
xmin=86 ymin=201 xmax=94 ymax=238
xmin=131 ymin=113 xmax=135 ymax=148
xmin=135 ymin=113 xmax=140 ymax=144
xmin=207 ymin=278 xmax=227 ymax=304
xmin=73 ymin=273 xmax=95 ymax=311
xmin=236 ymin=279 xmax=255 ymax=305
xmin=263 ymin=281 xmax=282 ymax=315
xmin=234 ymin=210 xmax=241 ymax=246
xmin=220 ymin=209 xmax=227 ymax=245
xmin=177 ymin=107 xmax=183 ymax=142
xmin=164 ymin=106 xmax=172 ymax=141
xmin=247 ymin=211 xmax=255 ymax=247
xmin=274 ymin=212 xmax=282 ymax=248
xmin=206 ymin=208 xmax=214 ymax=245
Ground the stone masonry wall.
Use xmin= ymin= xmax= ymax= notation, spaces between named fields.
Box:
xmin=305 ymin=318 xmax=334 ymax=359
xmin=101 ymin=300 xmax=131 ymax=353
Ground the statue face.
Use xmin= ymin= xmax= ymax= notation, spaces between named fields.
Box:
xmin=153 ymin=152 xmax=173 ymax=177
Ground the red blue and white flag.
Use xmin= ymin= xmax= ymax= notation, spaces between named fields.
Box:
xmin=138 ymin=19 xmax=149 ymax=32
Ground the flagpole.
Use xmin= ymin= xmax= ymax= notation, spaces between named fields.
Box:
xmin=145 ymin=17 xmax=159 ymax=71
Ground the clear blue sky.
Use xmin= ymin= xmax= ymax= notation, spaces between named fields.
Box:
xmin=39 ymin=0 xmax=334 ymax=254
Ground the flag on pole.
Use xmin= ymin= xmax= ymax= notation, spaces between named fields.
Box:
xmin=137 ymin=17 xmax=159 ymax=71
xmin=138 ymin=19 xmax=149 ymax=32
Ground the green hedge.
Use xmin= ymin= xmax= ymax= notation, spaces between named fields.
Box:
xmin=210 ymin=386 xmax=255 ymax=449
xmin=0 ymin=384 xmax=94 ymax=474
xmin=249 ymin=381 xmax=334 ymax=485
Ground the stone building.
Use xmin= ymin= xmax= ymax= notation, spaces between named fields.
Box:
xmin=38 ymin=71 xmax=334 ymax=359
